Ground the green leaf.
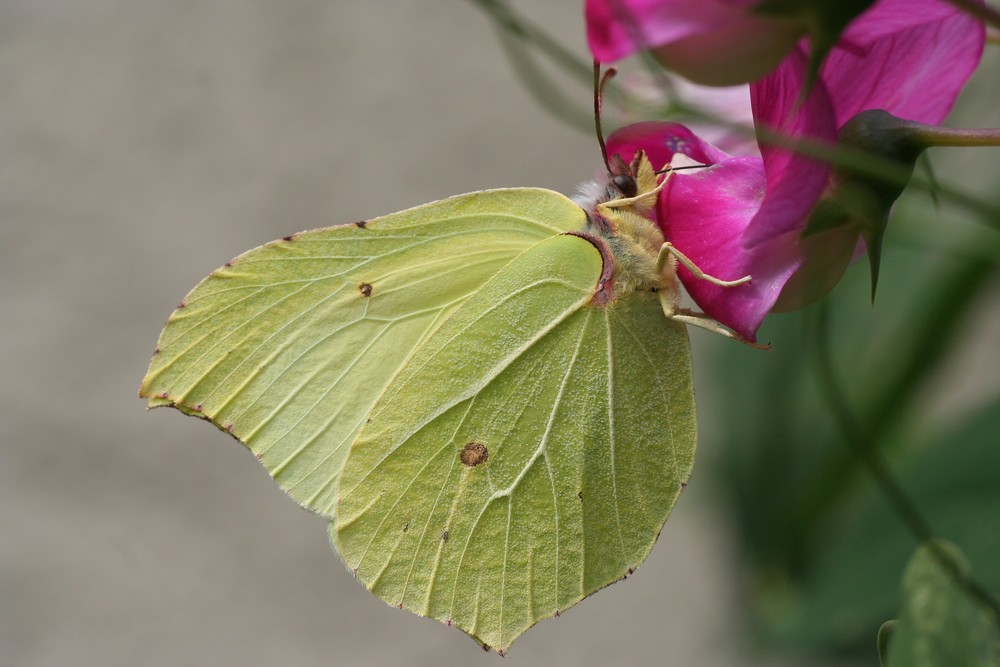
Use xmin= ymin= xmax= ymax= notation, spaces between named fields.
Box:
xmin=878 ymin=620 xmax=896 ymax=666
xmin=333 ymin=233 xmax=695 ymax=653
xmin=886 ymin=541 xmax=999 ymax=667
xmin=140 ymin=188 xmax=584 ymax=516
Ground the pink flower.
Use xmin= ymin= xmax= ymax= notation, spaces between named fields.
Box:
xmin=585 ymin=0 xmax=970 ymax=87
xmin=587 ymin=0 xmax=803 ymax=85
xmin=595 ymin=1 xmax=984 ymax=340
xmin=606 ymin=51 xmax=834 ymax=340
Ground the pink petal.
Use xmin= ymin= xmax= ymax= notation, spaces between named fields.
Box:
xmin=605 ymin=119 xmax=822 ymax=339
xmin=586 ymin=0 xmax=748 ymax=61
xmin=586 ymin=0 xmax=800 ymax=84
xmin=659 ymin=158 xmax=802 ymax=340
xmin=745 ymin=47 xmax=837 ymax=247
xmin=590 ymin=0 xmax=984 ymax=338
xmin=649 ymin=19 xmax=802 ymax=86
xmin=770 ymin=224 xmax=862 ymax=312
xmin=840 ymin=0 xmax=967 ymax=44
xmin=605 ymin=121 xmax=731 ymax=169
xmin=822 ymin=10 xmax=985 ymax=125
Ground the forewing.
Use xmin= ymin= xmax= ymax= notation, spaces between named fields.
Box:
xmin=140 ymin=188 xmax=586 ymax=517
xmin=334 ymin=233 xmax=696 ymax=653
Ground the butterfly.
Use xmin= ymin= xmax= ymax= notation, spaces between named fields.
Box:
xmin=139 ymin=65 xmax=753 ymax=654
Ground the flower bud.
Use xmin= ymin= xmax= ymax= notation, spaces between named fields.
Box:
xmin=776 ymin=110 xmax=927 ymax=309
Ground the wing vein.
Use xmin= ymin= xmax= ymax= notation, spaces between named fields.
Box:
xmin=604 ymin=309 xmax=628 ymax=566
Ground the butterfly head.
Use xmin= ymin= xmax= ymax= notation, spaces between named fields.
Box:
xmin=574 ymin=150 xmax=660 ymax=219
xmin=571 ymin=61 xmax=670 ymax=299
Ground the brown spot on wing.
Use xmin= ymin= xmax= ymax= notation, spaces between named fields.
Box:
xmin=460 ymin=442 xmax=488 ymax=467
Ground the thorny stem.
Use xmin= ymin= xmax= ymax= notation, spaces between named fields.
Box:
xmin=814 ymin=304 xmax=1000 ymax=624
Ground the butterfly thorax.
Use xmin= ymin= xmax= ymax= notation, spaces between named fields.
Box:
xmin=575 ymin=151 xmax=678 ymax=303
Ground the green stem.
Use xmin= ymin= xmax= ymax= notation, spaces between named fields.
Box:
xmin=913 ymin=126 xmax=1000 ymax=148
xmin=753 ymin=124 xmax=1000 ymax=229
xmin=814 ymin=304 xmax=932 ymax=538
xmin=814 ymin=303 xmax=1000 ymax=623
xmin=492 ymin=26 xmax=594 ymax=131
xmin=877 ymin=621 xmax=896 ymax=666
xmin=465 ymin=0 xmax=593 ymax=87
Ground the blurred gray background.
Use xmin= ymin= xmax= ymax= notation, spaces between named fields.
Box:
xmin=8 ymin=2 xmax=993 ymax=665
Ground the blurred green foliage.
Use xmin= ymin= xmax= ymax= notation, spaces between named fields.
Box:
xmin=702 ymin=190 xmax=1000 ymax=659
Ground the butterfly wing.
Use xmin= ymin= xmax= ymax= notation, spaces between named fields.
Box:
xmin=333 ymin=232 xmax=696 ymax=653
xmin=140 ymin=188 xmax=585 ymax=517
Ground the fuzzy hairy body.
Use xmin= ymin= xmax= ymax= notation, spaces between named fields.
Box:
xmin=573 ymin=152 xmax=682 ymax=309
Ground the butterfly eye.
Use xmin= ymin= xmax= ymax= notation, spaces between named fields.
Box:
xmin=612 ymin=174 xmax=637 ymax=198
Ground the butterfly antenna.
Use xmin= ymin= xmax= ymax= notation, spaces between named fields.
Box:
xmin=654 ymin=164 xmax=710 ymax=175
xmin=593 ymin=60 xmax=617 ymax=174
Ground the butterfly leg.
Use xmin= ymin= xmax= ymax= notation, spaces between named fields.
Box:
xmin=656 ymin=242 xmax=751 ymax=287
xmin=668 ymin=309 xmax=771 ymax=350
xmin=655 ymin=243 xmax=769 ymax=349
